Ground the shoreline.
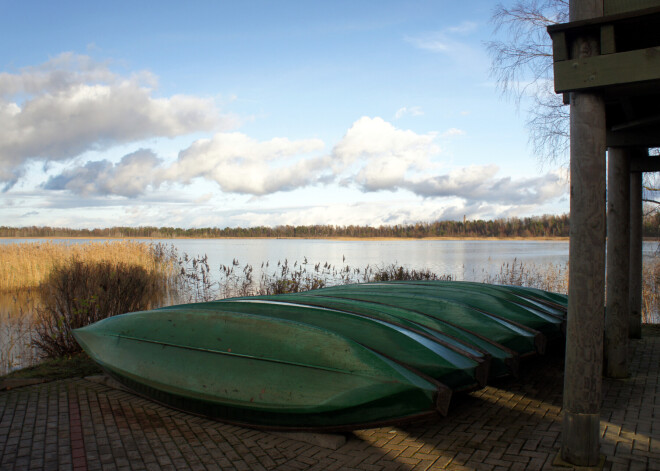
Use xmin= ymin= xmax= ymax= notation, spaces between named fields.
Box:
xmin=3 ymin=236 xmax=659 ymax=243
xmin=0 ymin=236 xmax=575 ymax=242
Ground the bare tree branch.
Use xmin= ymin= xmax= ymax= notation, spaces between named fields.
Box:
xmin=643 ymin=173 xmax=660 ymax=214
xmin=487 ymin=0 xmax=570 ymax=166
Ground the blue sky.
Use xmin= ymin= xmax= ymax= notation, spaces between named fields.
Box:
xmin=0 ymin=0 xmax=569 ymax=229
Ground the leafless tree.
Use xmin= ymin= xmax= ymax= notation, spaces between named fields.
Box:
xmin=643 ymin=172 xmax=660 ymax=216
xmin=487 ymin=0 xmax=569 ymax=166
xmin=488 ymin=1 xmax=660 ymax=217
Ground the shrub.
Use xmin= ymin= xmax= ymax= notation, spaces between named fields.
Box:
xmin=32 ymin=259 xmax=166 ymax=358
xmin=367 ymin=265 xmax=452 ymax=282
xmin=257 ymin=259 xmax=328 ymax=295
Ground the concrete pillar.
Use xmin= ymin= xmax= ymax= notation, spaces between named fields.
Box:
xmin=629 ymin=170 xmax=643 ymax=338
xmin=605 ymin=148 xmax=631 ymax=378
xmin=561 ymin=1 xmax=606 ymax=466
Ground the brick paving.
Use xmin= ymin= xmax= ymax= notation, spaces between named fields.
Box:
xmin=0 ymin=327 xmax=658 ymax=471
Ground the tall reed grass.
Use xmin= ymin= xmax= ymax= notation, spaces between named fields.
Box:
xmin=481 ymin=258 xmax=569 ymax=294
xmin=0 ymin=241 xmax=178 ymax=367
xmin=642 ymin=256 xmax=660 ymax=323
xmin=175 ymin=256 xmax=454 ymax=303
xmin=0 ymin=241 xmax=176 ymax=292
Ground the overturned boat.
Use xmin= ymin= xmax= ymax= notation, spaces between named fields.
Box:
xmin=74 ymin=281 xmax=567 ymax=431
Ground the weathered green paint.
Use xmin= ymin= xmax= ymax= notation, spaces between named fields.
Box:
xmin=74 ymin=308 xmax=441 ymax=429
xmin=315 ymin=284 xmax=563 ymax=344
xmin=286 ymin=289 xmax=538 ymax=354
xmin=180 ymin=300 xmax=484 ymax=390
xmin=242 ymin=293 xmax=515 ymax=379
xmin=74 ymin=281 xmax=567 ymax=431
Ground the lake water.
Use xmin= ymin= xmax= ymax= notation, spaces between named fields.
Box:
xmin=1 ymin=237 xmax=658 ymax=374
xmin=2 ymin=237 xmax=658 ymax=280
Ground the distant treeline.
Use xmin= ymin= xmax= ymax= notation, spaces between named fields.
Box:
xmin=2 ymin=214 xmax=659 ymax=239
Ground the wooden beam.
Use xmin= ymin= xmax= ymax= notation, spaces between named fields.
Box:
xmin=629 ymin=171 xmax=643 ymax=338
xmin=554 ymin=47 xmax=660 ymax=93
xmin=552 ymin=31 xmax=569 ymax=62
xmin=630 ymin=155 xmax=660 ymax=171
xmin=611 ymin=113 xmax=660 ymax=131
xmin=607 ymin=129 xmax=660 ymax=148
xmin=562 ymin=2 xmax=606 ymax=466
xmin=600 ymin=24 xmax=616 ymax=54
xmin=605 ymin=0 xmax=660 ymax=16
xmin=605 ymin=148 xmax=631 ymax=379
xmin=548 ymin=5 xmax=660 ymax=34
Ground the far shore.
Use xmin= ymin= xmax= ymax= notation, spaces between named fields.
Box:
xmin=0 ymin=235 xmax=575 ymax=242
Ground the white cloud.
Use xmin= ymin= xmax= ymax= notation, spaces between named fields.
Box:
xmin=0 ymin=53 xmax=230 ymax=190
xmin=394 ymin=106 xmax=424 ymax=119
xmin=42 ymin=131 xmax=330 ymax=197
xmin=38 ymin=115 xmax=567 ymax=212
xmin=332 ymin=116 xmax=440 ymax=190
xmin=222 ymin=198 xmax=556 ymax=229
xmin=404 ymin=21 xmax=486 ymax=69
xmin=162 ymin=133 xmax=329 ymax=195
xmin=406 ymin=33 xmax=451 ymax=53
xmin=447 ymin=21 xmax=477 ymax=35
xmin=43 ymin=149 xmax=162 ymax=197
xmin=441 ymin=128 xmax=466 ymax=138
xmin=404 ymin=166 xmax=568 ymax=205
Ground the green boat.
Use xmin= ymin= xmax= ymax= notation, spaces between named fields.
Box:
xmin=161 ymin=300 xmax=488 ymax=391
xmin=74 ymin=281 xmax=566 ymax=430
xmin=74 ymin=308 xmax=445 ymax=430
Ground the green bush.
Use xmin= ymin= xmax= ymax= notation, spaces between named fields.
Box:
xmin=33 ymin=259 xmax=165 ymax=358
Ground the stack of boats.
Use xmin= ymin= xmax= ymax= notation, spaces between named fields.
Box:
xmin=73 ymin=281 xmax=567 ymax=431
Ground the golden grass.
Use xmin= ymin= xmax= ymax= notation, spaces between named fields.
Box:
xmin=481 ymin=259 xmax=569 ymax=294
xmin=0 ymin=241 xmax=175 ymax=292
xmin=642 ymin=256 xmax=660 ymax=323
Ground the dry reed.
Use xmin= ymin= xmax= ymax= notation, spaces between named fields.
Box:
xmin=481 ymin=258 xmax=569 ymax=294
xmin=0 ymin=241 xmax=176 ymax=292
xmin=642 ymin=256 xmax=660 ymax=323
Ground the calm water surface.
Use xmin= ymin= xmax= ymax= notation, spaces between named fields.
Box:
xmin=2 ymin=237 xmax=657 ymax=280
xmin=1 ymin=238 xmax=658 ymax=373
xmin=2 ymin=238 xmax=575 ymax=279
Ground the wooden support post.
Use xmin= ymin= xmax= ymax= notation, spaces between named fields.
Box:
xmin=605 ymin=148 xmax=631 ymax=378
xmin=629 ymin=169 xmax=643 ymax=338
xmin=561 ymin=1 xmax=605 ymax=467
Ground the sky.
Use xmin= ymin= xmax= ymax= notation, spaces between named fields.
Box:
xmin=0 ymin=0 xmax=570 ymax=229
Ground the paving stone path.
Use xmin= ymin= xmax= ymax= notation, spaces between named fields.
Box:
xmin=1 ymin=328 xmax=658 ymax=471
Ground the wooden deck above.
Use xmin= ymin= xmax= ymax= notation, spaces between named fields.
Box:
xmin=548 ymin=3 xmax=660 ymax=147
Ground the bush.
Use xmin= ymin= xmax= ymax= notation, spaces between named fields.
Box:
xmin=367 ymin=265 xmax=452 ymax=282
xmin=32 ymin=259 xmax=165 ymax=358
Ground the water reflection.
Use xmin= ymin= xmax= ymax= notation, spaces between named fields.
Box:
xmin=0 ymin=289 xmax=39 ymax=374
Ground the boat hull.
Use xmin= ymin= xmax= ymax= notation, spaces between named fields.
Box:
xmin=74 ymin=280 xmax=567 ymax=430
xmin=74 ymin=308 xmax=444 ymax=430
